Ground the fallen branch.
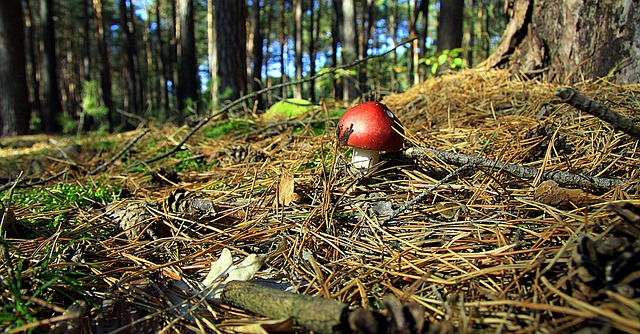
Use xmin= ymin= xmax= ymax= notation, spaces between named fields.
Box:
xmin=404 ymin=147 xmax=626 ymax=192
xmin=0 ymin=169 xmax=67 ymax=192
xmin=555 ymin=87 xmax=640 ymax=139
xmin=221 ymin=280 xmax=431 ymax=334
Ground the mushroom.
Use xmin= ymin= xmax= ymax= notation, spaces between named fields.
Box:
xmin=336 ymin=102 xmax=404 ymax=169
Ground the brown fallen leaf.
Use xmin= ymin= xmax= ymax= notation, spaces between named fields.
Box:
xmin=534 ymin=180 xmax=597 ymax=208
xmin=277 ymin=168 xmax=299 ymax=206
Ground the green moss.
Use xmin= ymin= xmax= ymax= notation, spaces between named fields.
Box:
xmin=263 ymin=99 xmax=316 ymax=121
xmin=203 ymin=119 xmax=252 ymax=139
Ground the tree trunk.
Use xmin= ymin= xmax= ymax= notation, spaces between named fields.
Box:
xmin=483 ymin=0 xmax=640 ymax=84
xmin=436 ymin=0 xmax=464 ymax=52
xmin=177 ymin=0 xmax=199 ymax=114
xmin=308 ymin=0 xmax=319 ymax=101
xmin=93 ymin=0 xmax=115 ymax=131
xmin=155 ymin=0 xmax=169 ymax=114
xmin=215 ymin=0 xmax=247 ymax=103
xmin=208 ymin=0 xmax=218 ymax=107
xmin=168 ymin=0 xmax=178 ymax=111
xmin=293 ymin=0 xmax=303 ymax=99
xmin=40 ymin=0 xmax=62 ymax=133
xmin=24 ymin=0 xmax=41 ymax=124
xmin=0 ymin=0 xmax=30 ymax=136
xmin=279 ymin=0 xmax=287 ymax=99
xmin=332 ymin=0 xmax=343 ymax=100
xmin=119 ymin=0 xmax=138 ymax=120
xmin=251 ymin=0 xmax=264 ymax=109
xmin=341 ymin=0 xmax=358 ymax=100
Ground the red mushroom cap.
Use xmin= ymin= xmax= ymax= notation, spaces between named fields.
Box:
xmin=336 ymin=102 xmax=404 ymax=151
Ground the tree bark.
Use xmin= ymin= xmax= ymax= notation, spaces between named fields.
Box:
xmin=436 ymin=0 xmax=464 ymax=52
xmin=293 ymin=0 xmax=303 ymax=99
xmin=40 ymin=0 xmax=62 ymax=133
xmin=119 ymin=0 xmax=138 ymax=120
xmin=0 ymin=0 xmax=30 ymax=136
xmin=251 ymin=0 xmax=264 ymax=109
xmin=483 ymin=0 xmax=640 ymax=84
xmin=215 ymin=0 xmax=247 ymax=103
xmin=177 ymin=0 xmax=199 ymax=113
xmin=155 ymin=0 xmax=169 ymax=114
xmin=24 ymin=0 xmax=41 ymax=126
xmin=207 ymin=0 xmax=218 ymax=107
xmin=341 ymin=0 xmax=358 ymax=100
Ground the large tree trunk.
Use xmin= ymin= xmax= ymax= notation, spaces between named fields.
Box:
xmin=436 ymin=0 xmax=464 ymax=52
xmin=40 ymin=0 xmax=62 ymax=133
xmin=0 ymin=0 xmax=30 ymax=136
xmin=215 ymin=0 xmax=247 ymax=103
xmin=484 ymin=0 xmax=640 ymax=84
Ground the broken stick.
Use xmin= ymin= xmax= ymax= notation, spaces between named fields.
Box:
xmin=555 ymin=87 xmax=640 ymax=139
xmin=404 ymin=147 xmax=626 ymax=192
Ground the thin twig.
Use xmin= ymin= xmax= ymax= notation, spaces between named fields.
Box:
xmin=91 ymin=128 xmax=150 ymax=174
xmin=0 ymin=169 xmax=68 ymax=192
xmin=382 ymin=163 xmax=474 ymax=225
xmin=135 ymin=39 xmax=417 ymax=167
xmin=404 ymin=146 xmax=626 ymax=192
xmin=555 ymin=87 xmax=640 ymax=139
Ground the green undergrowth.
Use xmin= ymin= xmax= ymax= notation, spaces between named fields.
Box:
xmin=2 ymin=181 xmax=122 ymax=234
xmin=203 ymin=119 xmax=253 ymax=139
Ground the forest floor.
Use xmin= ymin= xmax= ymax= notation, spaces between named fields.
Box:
xmin=1 ymin=69 xmax=639 ymax=333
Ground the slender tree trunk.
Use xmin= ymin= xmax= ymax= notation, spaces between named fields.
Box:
xmin=168 ymin=0 xmax=178 ymax=111
xmin=155 ymin=0 xmax=169 ymax=114
xmin=407 ymin=0 xmax=418 ymax=85
xmin=293 ymin=0 xmax=303 ymax=99
xmin=215 ymin=0 xmax=247 ymax=103
xmin=279 ymin=0 xmax=287 ymax=99
xmin=93 ymin=0 xmax=114 ymax=130
xmin=251 ymin=0 xmax=264 ymax=109
xmin=389 ymin=1 xmax=398 ymax=91
xmin=416 ymin=0 xmax=429 ymax=80
xmin=332 ymin=0 xmax=342 ymax=100
xmin=119 ymin=0 xmax=138 ymax=120
xmin=40 ymin=0 xmax=62 ymax=133
xmin=82 ymin=0 xmax=92 ymax=82
xmin=308 ymin=0 xmax=319 ymax=101
xmin=207 ymin=0 xmax=218 ymax=107
xmin=341 ymin=0 xmax=358 ymax=100
xmin=24 ymin=0 xmax=41 ymax=122
xmin=177 ymin=0 xmax=199 ymax=114
xmin=0 ymin=0 xmax=30 ymax=136
xmin=264 ymin=2 xmax=273 ymax=106
xmin=144 ymin=7 xmax=154 ymax=109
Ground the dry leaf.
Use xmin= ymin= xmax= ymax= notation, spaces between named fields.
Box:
xmin=534 ymin=180 xmax=594 ymax=208
xmin=278 ymin=168 xmax=299 ymax=206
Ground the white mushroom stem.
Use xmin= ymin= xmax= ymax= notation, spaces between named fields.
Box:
xmin=351 ymin=148 xmax=380 ymax=169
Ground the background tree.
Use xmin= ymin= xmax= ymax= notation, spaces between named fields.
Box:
xmin=0 ymin=0 xmax=30 ymax=136
xmin=437 ymin=0 xmax=464 ymax=52
xmin=177 ymin=0 xmax=198 ymax=114
xmin=251 ymin=0 xmax=264 ymax=109
xmin=341 ymin=0 xmax=358 ymax=100
xmin=484 ymin=0 xmax=639 ymax=84
xmin=40 ymin=0 xmax=62 ymax=133
xmin=215 ymin=0 xmax=247 ymax=104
